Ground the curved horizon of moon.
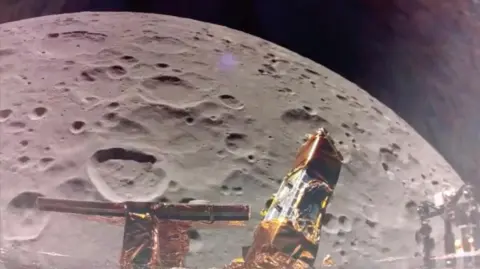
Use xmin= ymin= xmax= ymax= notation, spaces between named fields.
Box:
xmin=0 ymin=12 xmax=463 ymax=268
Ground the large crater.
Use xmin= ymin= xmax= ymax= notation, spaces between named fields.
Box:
xmin=86 ymin=147 xmax=169 ymax=202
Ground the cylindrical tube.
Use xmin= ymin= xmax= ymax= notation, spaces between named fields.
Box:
xmin=36 ymin=197 xmax=125 ymax=216
xmin=37 ymin=198 xmax=250 ymax=221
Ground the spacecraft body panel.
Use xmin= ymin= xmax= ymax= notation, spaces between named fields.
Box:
xmin=244 ymin=128 xmax=343 ymax=268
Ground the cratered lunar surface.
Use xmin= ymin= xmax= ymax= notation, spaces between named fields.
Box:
xmin=0 ymin=12 xmax=464 ymax=269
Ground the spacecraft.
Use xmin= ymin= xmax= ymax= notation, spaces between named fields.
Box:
xmin=225 ymin=127 xmax=343 ymax=269
xmin=23 ymin=127 xmax=343 ymax=268
xmin=416 ymin=184 xmax=480 ymax=269
xmin=36 ymin=198 xmax=250 ymax=268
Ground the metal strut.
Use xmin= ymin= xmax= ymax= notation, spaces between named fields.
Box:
xmin=416 ymin=184 xmax=480 ymax=269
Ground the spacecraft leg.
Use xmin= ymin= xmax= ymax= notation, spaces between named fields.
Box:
xmin=472 ymin=217 xmax=480 ymax=267
xmin=460 ymin=226 xmax=473 ymax=268
xmin=416 ymin=220 xmax=435 ymax=269
xmin=444 ymin=217 xmax=457 ymax=269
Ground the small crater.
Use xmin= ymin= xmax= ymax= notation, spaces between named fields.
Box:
xmin=221 ymin=170 xmax=259 ymax=196
xmin=218 ymin=94 xmax=244 ymax=109
xmin=277 ymin=87 xmax=293 ymax=94
xmin=265 ymin=53 xmax=275 ymax=58
xmin=84 ymin=96 xmax=100 ymax=104
xmin=391 ymin=143 xmax=401 ymax=151
xmin=379 ymin=147 xmax=398 ymax=162
xmin=70 ymin=120 xmax=86 ymax=134
xmin=19 ymin=140 xmax=29 ymax=146
xmin=47 ymin=33 xmax=60 ymax=38
xmin=56 ymin=178 xmax=101 ymax=200
xmin=304 ymin=68 xmax=321 ymax=76
xmin=103 ymin=112 xmax=118 ymax=121
xmin=302 ymin=106 xmax=312 ymax=112
xmin=30 ymin=107 xmax=48 ymax=119
xmin=365 ymin=219 xmax=377 ymax=228
xmin=350 ymin=101 xmax=364 ymax=109
xmin=80 ymin=68 xmax=105 ymax=82
xmin=17 ymin=156 xmax=30 ymax=164
xmin=107 ymin=102 xmax=120 ymax=109
xmin=405 ymin=200 xmax=418 ymax=214
xmin=80 ymin=71 xmax=96 ymax=82
xmin=118 ymin=55 xmax=139 ymax=64
xmin=336 ymin=94 xmax=348 ymax=101
xmin=185 ymin=116 xmax=195 ymax=125
xmin=352 ymin=123 xmax=366 ymax=134
xmin=321 ymin=213 xmax=340 ymax=234
xmin=153 ymin=75 xmax=180 ymax=83
xmin=199 ymin=115 xmax=224 ymax=126
xmin=4 ymin=191 xmax=49 ymax=241
xmin=0 ymin=108 xmax=13 ymax=121
xmin=281 ymin=108 xmax=328 ymax=125
xmin=39 ymin=157 xmax=55 ymax=168
xmin=321 ymin=213 xmax=333 ymax=226
xmin=187 ymin=229 xmax=201 ymax=240
xmin=155 ymin=196 xmax=170 ymax=203
xmin=141 ymin=75 xmax=193 ymax=90
xmin=93 ymin=148 xmax=156 ymax=164
xmin=232 ymin=186 xmax=243 ymax=195
xmin=262 ymin=63 xmax=276 ymax=73
xmin=6 ymin=121 xmax=26 ymax=132
xmin=8 ymin=192 xmax=43 ymax=212
xmin=0 ymin=48 xmax=16 ymax=57
xmin=372 ymin=106 xmax=383 ymax=115
xmin=338 ymin=215 xmax=352 ymax=232
xmin=106 ymin=65 xmax=127 ymax=77
xmin=225 ymin=133 xmax=251 ymax=153
xmin=379 ymin=147 xmax=394 ymax=155
xmin=381 ymin=162 xmax=389 ymax=171
xmin=179 ymin=197 xmax=196 ymax=204
xmin=220 ymin=185 xmax=229 ymax=192
xmin=155 ymin=63 xmax=169 ymax=68
xmin=167 ymin=180 xmax=180 ymax=192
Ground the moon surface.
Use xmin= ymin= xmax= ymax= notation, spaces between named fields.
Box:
xmin=0 ymin=12 xmax=463 ymax=268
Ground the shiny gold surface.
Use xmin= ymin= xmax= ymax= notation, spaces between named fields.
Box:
xmin=238 ymin=128 xmax=343 ymax=269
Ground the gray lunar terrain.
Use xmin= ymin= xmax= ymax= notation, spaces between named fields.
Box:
xmin=0 ymin=12 xmax=464 ymax=269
